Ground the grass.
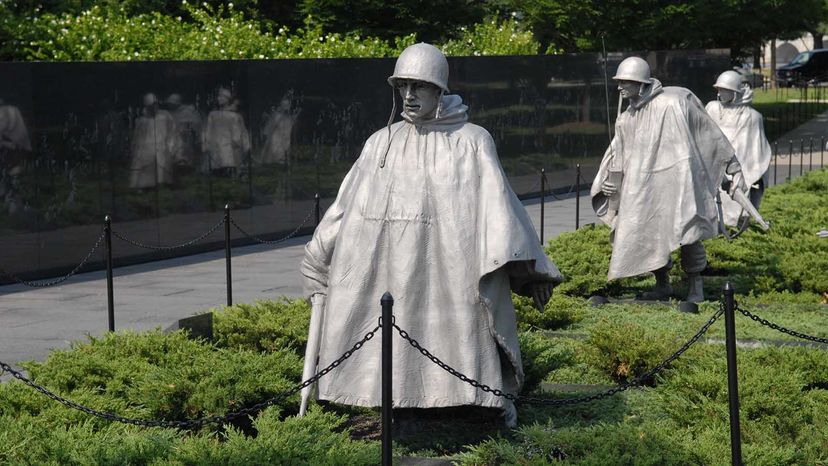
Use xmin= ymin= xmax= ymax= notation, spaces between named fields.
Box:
xmin=751 ymin=86 xmax=828 ymax=142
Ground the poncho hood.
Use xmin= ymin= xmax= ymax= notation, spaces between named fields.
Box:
xmin=629 ymin=78 xmax=664 ymax=110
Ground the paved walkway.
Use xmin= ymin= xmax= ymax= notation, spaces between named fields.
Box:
xmin=0 ymin=190 xmax=596 ymax=369
xmin=2 ymin=109 xmax=827 ymax=373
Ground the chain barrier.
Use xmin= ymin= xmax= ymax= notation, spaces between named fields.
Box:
xmin=0 ymin=324 xmax=379 ymax=429
xmin=579 ymin=174 xmax=592 ymax=194
xmin=394 ymin=303 xmax=724 ymax=406
xmin=736 ymin=304 xmax=828 ymax=344
xmin=229 ymin=208 xmax=314 ymax=245
xmin=111 ymin=217 xmax=226 ymax=251
xmin=0 ymin=231 xmax=106 ymax=287
xmin=541 ymin=171 xmax=565 ymax=201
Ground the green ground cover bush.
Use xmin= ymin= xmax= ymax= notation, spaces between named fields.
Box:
xmin=2 ymin=171 xmax=828 ymax=464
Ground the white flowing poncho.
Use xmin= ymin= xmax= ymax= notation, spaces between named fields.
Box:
xmin=170 ymin=104 xmax=203 ymax=167
xmin=258 ymin=101 xmax=297 ymax=165
xmin=301 ymin=95 xmax=561 ymax=409
xmin=129 ymin=110 xmax=178 ymax=189
xmin=705 ymin=88 xmax=771 ymax=226
xmin=0 ymin=104 xmax=31 ymax=152
xmin=203 ymin=108 xmax=250 ymax=169
xmin=591 ymin=80 xmax=735 ymax=280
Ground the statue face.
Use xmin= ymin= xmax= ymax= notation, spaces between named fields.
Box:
xmin=717 ymin=88 xmax=736 ymax=103
xmin=395 ymin=79 xmax=441 ymax=120
xmin=616 ymin=80 xmax=641 ymax=100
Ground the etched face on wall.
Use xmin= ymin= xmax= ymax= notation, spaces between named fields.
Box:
xmin=395 ymin=79 xmax=441 ymax=121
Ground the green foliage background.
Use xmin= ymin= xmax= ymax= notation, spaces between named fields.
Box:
xmin=0 ymin=2 xmax=539 ymax=61
xmin=2 ymin=0 xmax=825 ymax=61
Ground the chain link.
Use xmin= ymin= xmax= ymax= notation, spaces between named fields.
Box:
xmin=229 ymin=208 xmax=314 ymax=245
xmin=112 ymin=217 xmax=225 ymax=251
xmin=0 ymin=231 xmax=106 ymax=287
xmin=736 ymin=304 xmax=828 ymax=344
xmin=394 ymin=304 xmax=724 ymax=406
xmin=0 ymin=324 xmax=379 ymax=429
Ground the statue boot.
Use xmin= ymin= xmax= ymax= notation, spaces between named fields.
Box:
xmin=641 ymin=266 xmax=672 ymax=300
xmin=503 ymin=400 xmax=518 ymax=428
xmin=686 ymin=273 xmax=704 ymax=303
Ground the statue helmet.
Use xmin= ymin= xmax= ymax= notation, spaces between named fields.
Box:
xmin=714 ymin=70 xmax=744 ymax=92
xmin=387 ymin=43 xmax=449 ymax=92
xmin=612 ymin=56 xmax=652 ymax=84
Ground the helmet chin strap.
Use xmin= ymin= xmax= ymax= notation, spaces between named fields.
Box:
xmin=380 ymin=86 xmax=398 ymax=168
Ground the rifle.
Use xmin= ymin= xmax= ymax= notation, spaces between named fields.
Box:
xmin=298 ymin=293 xmax=326 ymax=416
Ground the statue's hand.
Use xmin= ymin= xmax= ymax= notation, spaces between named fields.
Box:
xmin=309 ymin=292 xmax=327 ymax=307
xmin=728 ymin=171 xmax=746 ymax=196
xmin=532 ymin=282 xmax=554 ymax=312
xmin=601 ymin=179 xmax=618 ymax=197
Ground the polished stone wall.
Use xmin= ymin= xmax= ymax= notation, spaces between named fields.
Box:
xmin=0 ymin=50 xmax=729 ymax=281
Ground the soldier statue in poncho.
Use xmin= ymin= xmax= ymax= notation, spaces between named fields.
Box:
xmin=591 ymin=57 xmax=746 ymax=305
xmin=299 ymin=43 xmax=562 ymax=426
xmin=706 ymin=70 xmax=772 ymax=229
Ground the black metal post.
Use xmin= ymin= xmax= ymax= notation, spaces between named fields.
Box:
xmin=800 ymin=138 xmax=805 ymax=176
xmin=540 ymin=168 xmax=545 ymax=245
xmin=575 ymin=164 xmax=581 ymax=230
xmin=822 ymin=136 xmax=825 ymax=168
xmin=809 ymin=137 xmax=813 ymax=172
xmin=314 ymin=193 xmax=321 ymax=227
xmin=773 ymin=141 xmax=778 ymax=186
xmin=224 ymin=204 xmax=232 ymax=307
xmin=784 ymin=97 xmax=789 ymax=133
xmin=788 ymin=139 xmax=793 ymax=181
xmin=104 ymin=216 xmax=115 ymax=332
xmin=381 ymin=292 xmax=394 ymax=466
xmin=723 ymin=282 xmax=743 ymax=466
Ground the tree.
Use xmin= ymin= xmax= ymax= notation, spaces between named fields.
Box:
xmin=510 ymin=0 xmax=828 ymax=62
xmin=296 ymin=0 xmax=489 ymax=44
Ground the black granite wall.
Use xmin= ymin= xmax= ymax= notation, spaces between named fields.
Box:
xmin=0 ymin=49 xmax=730 ymax=281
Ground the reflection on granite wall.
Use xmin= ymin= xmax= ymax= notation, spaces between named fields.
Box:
xmin=0 ymin=50 xmax=730 ymax=281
